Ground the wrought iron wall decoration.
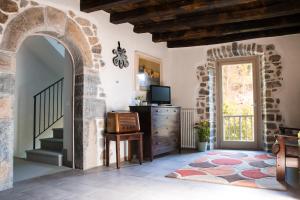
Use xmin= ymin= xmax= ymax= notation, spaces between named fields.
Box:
xmin=112 ymin=41 xmax=129 ymax=69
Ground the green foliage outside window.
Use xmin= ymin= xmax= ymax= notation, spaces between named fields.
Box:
xmin=223 ymin=102 xmax=254 ymax=141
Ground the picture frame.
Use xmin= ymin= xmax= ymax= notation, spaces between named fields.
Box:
xmin=134 ymin=51 xmax=162 ymax=92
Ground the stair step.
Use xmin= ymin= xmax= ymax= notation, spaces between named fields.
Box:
xmin=26 ymin=149 xmax=63 ymax=166
xmin=40 ymin=138 xmax=63 ymax=152
xmin=53 ymin=128 xmax=63 ymax=139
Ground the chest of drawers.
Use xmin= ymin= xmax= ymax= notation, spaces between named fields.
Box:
xmin=129 ymin=106 xmax=181 ymax=160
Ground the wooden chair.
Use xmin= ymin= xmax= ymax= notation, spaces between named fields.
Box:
xmin=272 ymin=127 xmax=300 ymax=181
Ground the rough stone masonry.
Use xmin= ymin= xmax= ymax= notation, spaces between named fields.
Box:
xmin=195 ymin=42 xmax=284 ymax=151
xmin=0 ymin=0 xmax=106 ymax=191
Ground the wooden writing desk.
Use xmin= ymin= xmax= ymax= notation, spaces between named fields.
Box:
xmin=105 ymin=132 xmax=143 ymax=169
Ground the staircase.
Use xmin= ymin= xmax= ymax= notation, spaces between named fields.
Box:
xmin=26 ymin=78 xmax=65 ymax=166
xmin=26 ymin=128 xmax=64 ymax=166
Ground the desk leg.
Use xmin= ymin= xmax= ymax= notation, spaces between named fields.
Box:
xmin=138 ymin=135 xmax=143 ymax=165
xmin=128 ymin=140 xmax=132 ymax=162
xmin=106 ymin=138 xmax=110 ymax=167
xmin=277 ymin=136 xmax=286 ymax=181
xmin=116 ymin=135 xmax=120 ymax=169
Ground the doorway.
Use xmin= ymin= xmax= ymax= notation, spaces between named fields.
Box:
xmin=217 ymin=57 xmax=261 ymax=149
xmin=14 ymin=35 xmax=74 ymax=182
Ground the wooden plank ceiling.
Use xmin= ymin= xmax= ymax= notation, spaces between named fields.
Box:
xmin=81 ymin=0 xmax=300 ymax=48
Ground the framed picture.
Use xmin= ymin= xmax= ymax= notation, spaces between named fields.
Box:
xmin=134 ymin=51 xmax=162 ymax=92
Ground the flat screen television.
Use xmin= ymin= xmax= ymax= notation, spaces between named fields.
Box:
xmin=149 ymin=85 xmax=171 ymax=105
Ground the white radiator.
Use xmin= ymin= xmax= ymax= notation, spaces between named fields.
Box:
xmin=181 ymin=108 xmax=197 ymax=149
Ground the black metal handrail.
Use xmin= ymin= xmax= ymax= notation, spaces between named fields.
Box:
xmin=33 ymin=77 xmax=64 ymax=149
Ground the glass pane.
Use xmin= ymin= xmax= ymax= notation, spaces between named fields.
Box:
xmin=222 ymin=63 xmax=254 ymax=142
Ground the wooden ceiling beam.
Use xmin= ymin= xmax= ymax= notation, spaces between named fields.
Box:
xmin=134 ymin=1 xmax=300 ymax=33
xmin=110 ymin=0 xmax=262 ymax=24
xmin=80 ymin=0 xmax=144 ymax=13
xmin=153 ymin=14 xmax=300 ymax=42
xmin=167 ymin=26 xmax=300 ymax=48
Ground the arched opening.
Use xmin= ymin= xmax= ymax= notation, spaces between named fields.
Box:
xmin=13 ymin=35 xmax=74 ymax=182
xmin=0 ymin=6 xmax=105 ymax=190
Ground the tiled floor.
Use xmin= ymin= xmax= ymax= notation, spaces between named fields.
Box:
xmin=1 ymin=151 xmax=299 ymax=200
xmin=14 ymin=158 xmax=70 ymax=182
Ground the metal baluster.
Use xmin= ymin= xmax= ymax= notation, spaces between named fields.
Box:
xmin=225 ymin=116 xmax=230 ymax=140
xmin=251 ymin=115 xmax=253 ymax=141
xmin=244 ymin=116 xmax=246 ymax=141
xmin=247 ymin=116 xmax=250 ymax=141
xmin=223 ymin=116 xmax=225 ymax=141
xmin=229 ymin=117 xmax=231 ymax=140
xmin=239 ymin=116 xmax=242 ymax=141
xmin=53 ymin=86 xmax=55 ymax=123
xmin=226 ymin=116 xmax=228 ymax=141
xmin=32 ymin=78 xmax=64 ymax=148
xmin=44 ymin=91 xmax=46 ymax=131
xmin=57 ymin=83 xmax=59 ymax=120
xmin=33 ymin=97 xmax=36 ymax=149
xmin=48 ymin=88 xmax=50 ymax=127
xmin=39 ymin=94 xmax=41 ymax=134
xmin=235 ymin=116 xmax=237 ymax=140
xmin=233 ymin=117 xmax=236 ymax=140
xmin=223 ymin=116 xmax=226 ymax=141
xmin=61 ymin=80 xmax=63 ymax=116
xmin=232 ymin=117 xmax=235 ymax=140
xmin=232 ymin=117 xmax=234 ymax=140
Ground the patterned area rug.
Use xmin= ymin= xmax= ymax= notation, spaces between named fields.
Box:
xmin=166 ymin=151 xmax=286 ymax=190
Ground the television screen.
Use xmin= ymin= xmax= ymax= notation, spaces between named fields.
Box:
xmin=150 ymin=85 xmax=171 ymax=104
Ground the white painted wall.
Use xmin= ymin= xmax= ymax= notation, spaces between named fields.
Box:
xmin=165 ymin=34 xmax=300 ymax=128
xmin=90 ymin=11 xmax=168 ymax=111
xmin=33 ymin=1 xmax=300 ymax=165
xmin=15 ymin=38 xmax=60 ymax=158
xmin=37 ymin=0 xmax=168 ymax=112
xmin=35 ymin=0 xmax=168 ymax=165
xmin=89 ymin=10 xmax=168 ymax=164
xmin=15 ymin=36 xmax=73 ymax=161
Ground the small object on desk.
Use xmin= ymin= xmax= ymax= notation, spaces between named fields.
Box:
xmin=105 ymin=132 xmax=143 ymax=169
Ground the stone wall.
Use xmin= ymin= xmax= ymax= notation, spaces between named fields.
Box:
xmin=0 ymin=0 xmax=106 ymax=191
xmin=196 ymin=42 xmax=283 ymax=151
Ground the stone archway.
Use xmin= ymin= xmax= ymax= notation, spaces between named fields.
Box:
xmin=0 ymin=2 xmax=106 ymax=191
xmin=196 ymin=42 xmax=284 ymax=152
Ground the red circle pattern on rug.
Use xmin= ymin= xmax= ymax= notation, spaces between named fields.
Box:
xmin=255 ymin=154 xmax=271 ymax=160
xmin=211 ymin=158 xmax=242 ymax=165
xmin=175 ymin=169 xmax=206 ymax=177
xmin=241 ymin=169 xmax=269 ymax=179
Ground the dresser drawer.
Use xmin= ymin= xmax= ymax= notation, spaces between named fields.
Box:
xmin=152 ymin=136 xmax=178 ymax=155
xmin=152 ymin=128 xmax=179 ymax=137
xmin=152 ymin=117 xmax=179 ymax=130
xmin=151 ymin=107 xmax=180 ymax=116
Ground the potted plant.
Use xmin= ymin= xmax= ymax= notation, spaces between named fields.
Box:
xmin=134 ymin=95 xmax=144 ymax=106
xmin=194 ymin=120 xmax=210 ymax=152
